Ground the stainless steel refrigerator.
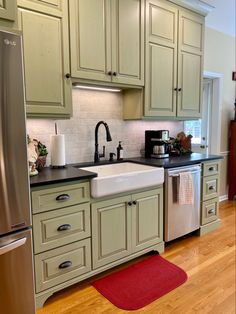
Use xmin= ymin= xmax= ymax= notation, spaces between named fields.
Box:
xmin=0 ymin=30 xmax=35 ymax=314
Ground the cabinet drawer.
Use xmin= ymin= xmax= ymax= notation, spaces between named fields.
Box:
xmin=33 ymin=203 xmax=90 ymax=253
xmin=31 ymin=182 xmax=90 ymax=214
xmin=202 ymin=175 xmax=219 ymax=201
xmin=202 ymin=161 xmax=220 ymax=177
xmin=35 ymin=238 xmax=91 ymax=293
xmin=201 ymin=198 xmax=219 ymax=225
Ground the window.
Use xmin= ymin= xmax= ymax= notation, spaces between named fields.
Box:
xmin=184 ymin=120 xmax=202 ymax=144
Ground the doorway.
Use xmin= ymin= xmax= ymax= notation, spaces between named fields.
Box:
xmin=184 ymin=71 xmax=223 ymax=155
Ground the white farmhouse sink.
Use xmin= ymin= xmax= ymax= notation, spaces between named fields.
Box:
xmin=80 ymin=162 xmax=164 ymax=198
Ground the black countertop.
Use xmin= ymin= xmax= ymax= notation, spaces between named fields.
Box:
xmin=30 ymin=166 xmax=97 ymax=187
xmin=129 ymin=153 xmax=223 ymax=168
xmin=30 ymin=153 xmax=223 ymax=187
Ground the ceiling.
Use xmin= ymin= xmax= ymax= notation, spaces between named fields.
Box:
xmin=202 ymin=0 xmax=236 ymax=36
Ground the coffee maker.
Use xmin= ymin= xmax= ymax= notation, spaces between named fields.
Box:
xmin=145 ymin=130 xmax=170 ymax=158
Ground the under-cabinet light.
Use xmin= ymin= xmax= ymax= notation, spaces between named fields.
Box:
xmin=73 ymin=84 xmax=121 ymax=93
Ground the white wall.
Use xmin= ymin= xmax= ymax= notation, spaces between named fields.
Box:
xmin=27 ymin=89 xmax=184 ymax=165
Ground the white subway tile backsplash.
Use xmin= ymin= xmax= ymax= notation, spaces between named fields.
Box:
xmin=27 ymin=89 xmax=184 ymax=165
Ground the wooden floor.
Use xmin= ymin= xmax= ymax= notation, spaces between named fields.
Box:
xmin=37 ymin=201 xmax=236 ymax=314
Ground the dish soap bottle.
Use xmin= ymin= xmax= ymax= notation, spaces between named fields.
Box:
xmin=117 ymin=141 xmax=124 ymax=160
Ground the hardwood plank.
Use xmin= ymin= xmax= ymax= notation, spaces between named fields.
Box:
xmin=37 ymin=200 xmax=236 ymax=314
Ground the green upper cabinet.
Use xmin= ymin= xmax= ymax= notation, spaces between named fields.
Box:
xmin=0 ymin=0 xmax=17 ymax=21
xmin=177 ymin=9 xmax=204 ymax=118
xmin=69 ymin=0 xmax=144 ymax=86
xmin=18 ymin=0 xmax=72 ymax=118
xmin=144 ymin=0 xmax=204 ymax=119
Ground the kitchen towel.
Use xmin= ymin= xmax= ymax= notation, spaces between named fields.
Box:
xmin=50 ymin=134 xmax=66 ymax=167
xmin=92 ymin=254 xmax=188 ymax=310
xmin=178 ymin=171 xmax=193 ymax=205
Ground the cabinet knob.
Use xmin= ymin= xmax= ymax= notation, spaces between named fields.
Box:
xmin=57 ymin=224 xmax=71 ymax=231
xmin=113 ymin=72 xmax=117 ymax=76
xmin=178 ymin=88 xmax=182 ymax=91
xmin=58 ymin=261 xmax=72 ymax=269
xmin=174 ymin=88 xmax=178 ymax=91
xmin=127 ymin=201 xmax=132 ymax=206
xmin=56 ymin=194 xmax=70 ymax=201
xmin=65 ymin=73 xmax=71 ymax=79
xmin=209 ymin=185 xmax=215 ymax=191
xmin=209 ymin=166 xmax=214 ymax=171
xmin=132 ymin=200 xmax=137 ymax=205
xmin=208 ymin=209 xmax=215 ymax=214
xmin=107 ymin=71 xmax=112 ymax=76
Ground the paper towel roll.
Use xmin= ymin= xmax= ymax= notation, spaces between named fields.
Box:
xmin=50 ymin=134 xmax=66 ymax=167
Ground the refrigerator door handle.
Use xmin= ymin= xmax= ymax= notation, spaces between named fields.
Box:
xmin=0 ymin=237 xmax=26 ymax=256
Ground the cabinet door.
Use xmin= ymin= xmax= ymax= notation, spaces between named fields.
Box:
xmin=92 ymin=196 xmax=132 ymax=269
xmin=177 ymin=9 xmax=204 ymax=118
xmin=0 ymin=0 xmax=16 ymax=21
xmin=69 ymin=0 xmax=111 ymax=82
xmin=131 ymin=188 xmax=163 ymax=253
xmin=18 ymin=0 xmax=62 ymax=15
xmin=111 ymin=0 xmax=144 ymax=86
xmin=18 ymin=6 xmax=72 ymax=118
xmin=144 ymin=0 xmax=178 ymax=117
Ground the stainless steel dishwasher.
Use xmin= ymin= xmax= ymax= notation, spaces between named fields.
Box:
xmin=165 ymin=164 xmax=201 ymax=241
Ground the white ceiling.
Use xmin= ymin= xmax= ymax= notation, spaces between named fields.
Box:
xmin=202 ymin=0 xmax=236 ymax=36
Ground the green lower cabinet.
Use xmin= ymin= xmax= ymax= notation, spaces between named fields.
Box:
xmin=35 ymin=238 xmax=91 ymax=293
xmin=92 ymin=188 xmax=163 ymax=269
xmin=199 ymin=160 xmax=221 ymax=236
xmin=131 ymin=189 xmax=163 ymax=253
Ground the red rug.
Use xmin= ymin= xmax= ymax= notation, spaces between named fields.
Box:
xmin=92 ymin=254 xmax=187 ymax=310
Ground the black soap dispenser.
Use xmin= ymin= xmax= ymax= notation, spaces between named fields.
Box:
xmin=117 ymin=141 xmax=124 ymax=160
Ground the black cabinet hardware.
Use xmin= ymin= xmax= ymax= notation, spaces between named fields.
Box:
xmin=59 ymin=261 xmax=72 ymax=269
xmin=57 ymin=224 xmax=71 ymax=231
xmin=56 ymin=194 xmax=70 ymax=201
xmin=65 ymin=73 xmax=71 ymax=78
xmin=208 ymin=209 xmax=215 ymax=214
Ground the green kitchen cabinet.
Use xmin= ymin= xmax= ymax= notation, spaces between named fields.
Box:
xmin=17 ymin=1 xmax=72 ymax=118
xmin=92 ymin=188 xmax=163 ymax=269
xmin=17 ymin=0 xmax=63 ymax=14
xmin=0 ymin=0 xmax=17 ymax=21
xmin=69 ymin=0 xmax=144 ymax=86
xmin=199 ymin=160 xmax=221 ymax=235
xmin=145 ymin=0 xmax=204 ymax=119
xmin=31 ymin=180 xmax=92 ymax=308
xmin=123 ymin=0 xmax=204 ymax=120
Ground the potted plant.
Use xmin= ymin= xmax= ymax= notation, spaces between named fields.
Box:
xmin=28 ymin=135 xmax=48 ymax=172
xmin=35 ymin=141 xmax=48 ymax=171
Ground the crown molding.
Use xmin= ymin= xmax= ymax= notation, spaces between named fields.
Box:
xmin=168 ymin=0 xmax=214 ymax=16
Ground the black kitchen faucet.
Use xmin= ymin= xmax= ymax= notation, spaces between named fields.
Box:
xmin=94 ymin=121 xmax=112 ymax=163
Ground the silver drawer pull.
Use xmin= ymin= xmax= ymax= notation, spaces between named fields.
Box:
xmin=208 ymin=209 xmax=215 ymax=214
xmin=209 ymin=186 xmax=215 ymax=190
xmin=59 ymin=261 xmax=72 ymax=269
xmin=57 ymin=224 xmax=71 ymax=232
xmin=208 ymin=166 xmax=215 ymax=171
xmin=56 ymin=194 xmax=70 ymax=201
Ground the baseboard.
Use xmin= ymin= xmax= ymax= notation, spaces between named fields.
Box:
xmin=219 ymin=195 xmax=228 ymax=202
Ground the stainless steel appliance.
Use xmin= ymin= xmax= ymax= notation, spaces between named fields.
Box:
xmin=165 ymin=164 xmax=201 ymax=241
xmin=0 ymin=30 xmax=35 ymax=313
xmin=145 ymin=130 xmax=170 ymax=159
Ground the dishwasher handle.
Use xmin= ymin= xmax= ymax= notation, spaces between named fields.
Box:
xmin=169 ymin=170 xmax=200 ymax=177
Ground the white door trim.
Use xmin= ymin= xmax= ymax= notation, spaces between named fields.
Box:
xmin=203 ymin=71 xmax=223 ymax=155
